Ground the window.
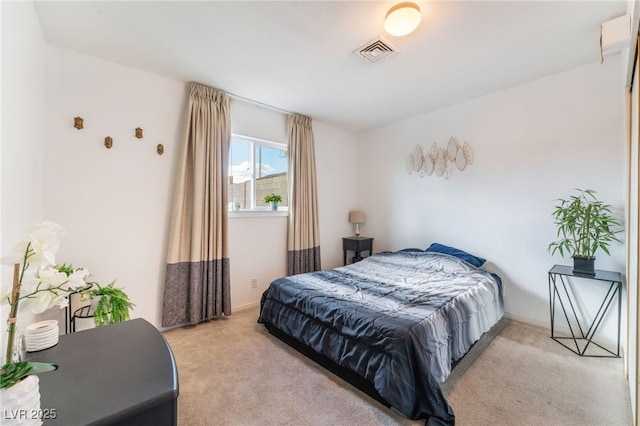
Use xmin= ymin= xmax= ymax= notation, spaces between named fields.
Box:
xmin=228 ymin=135 xmax=288 ymax=211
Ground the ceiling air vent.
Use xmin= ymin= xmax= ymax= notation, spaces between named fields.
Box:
xmin=355 ymin=36 xmax=397 ymax=63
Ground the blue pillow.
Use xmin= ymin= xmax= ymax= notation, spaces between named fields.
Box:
xmin=425 ymin=243 xmax=486 ymax=268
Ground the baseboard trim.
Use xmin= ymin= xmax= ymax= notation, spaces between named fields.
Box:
xmin=233 ymin=301 xmax=260 ymax=312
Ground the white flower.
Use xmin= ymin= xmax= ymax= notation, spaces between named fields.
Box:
xmin=0 ymin=289 xmax=10 ymax=306
xmin=0 ymin=241 xmax=30 ymax=265
xmin=16 ymin=267 xmax=39 ymax=296
xmin=66 ymin=268 xmax=90 ymax=291
xmin=20 ymin=290 xmax=57 ymax=315
xmin=7 ymin=265 xmax=92 ymax=315
xmin=28 ymin=221 xmax=64 ymax=267
xmin=54 ymin=296 xmax=69 ymax=309
xmin=10 ymin=267 xmax=67 ymax=314
xmin=0 ymin=243 xmax=31 ymax=305
xmin=38 ymin=267 xmax=69 ymax=290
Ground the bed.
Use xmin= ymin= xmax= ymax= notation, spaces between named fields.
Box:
xmin=258 ymin=244 xmax=504 ymax=425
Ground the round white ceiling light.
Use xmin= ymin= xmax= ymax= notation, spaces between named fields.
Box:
xmin=384 ymin=2 xmax=422 ymax=37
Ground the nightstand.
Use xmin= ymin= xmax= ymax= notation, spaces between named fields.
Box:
xmin=343 ymin=236 xmax=374 ymax=265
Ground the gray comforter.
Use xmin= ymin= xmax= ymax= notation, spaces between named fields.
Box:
xmin=258 ymin=250 xmax=504 ymax=425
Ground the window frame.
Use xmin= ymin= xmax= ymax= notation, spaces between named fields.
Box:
xmin=228 ymin=133 xmax=289 ymax=214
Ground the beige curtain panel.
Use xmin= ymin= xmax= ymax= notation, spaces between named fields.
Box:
xmin=287 ymin=114 xmax=321 ymax=275
xmin=162 ymin=82 xmax=232 ymax=327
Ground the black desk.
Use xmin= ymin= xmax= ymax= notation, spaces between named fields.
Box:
xmin=548 ymin=264 xmax=623 ymax=357
xmin=28 ymin=318 xmax=179 ymax=425
xmin=342 ymin=237 xmax=373 ymax=265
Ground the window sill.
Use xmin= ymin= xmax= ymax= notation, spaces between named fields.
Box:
xmin=229 ymin=210 xmax=289 ymax=219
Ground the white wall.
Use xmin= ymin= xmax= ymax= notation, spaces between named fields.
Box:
xmin=42 ymin=45 xmax=358 ymax=326
xmin=357 ymin=57 xmax=627 ymax=346
xmin=1 ymin=2 xmax=46 ymax=354
xmin=43 ymin=45 xmax=184 ymax=330
xmin=314 ymin=120 xmax=360 ymax=266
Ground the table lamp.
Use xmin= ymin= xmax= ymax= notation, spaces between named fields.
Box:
xmin=349 ymin=211 xmax=366 ymax=237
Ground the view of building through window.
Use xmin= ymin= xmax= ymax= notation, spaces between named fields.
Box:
xmin=228 ymin=135 xmax=288 ymax=210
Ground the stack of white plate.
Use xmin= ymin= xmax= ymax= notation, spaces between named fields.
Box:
xmin=25 ymin=320 xmax=59 ymax=352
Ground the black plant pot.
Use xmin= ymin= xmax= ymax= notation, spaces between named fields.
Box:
xmin=572 ymin=256 xmax=595 ymax=275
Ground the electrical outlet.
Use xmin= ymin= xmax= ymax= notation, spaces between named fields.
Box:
xmin=251 ymin=278 xmax=258 ymax=289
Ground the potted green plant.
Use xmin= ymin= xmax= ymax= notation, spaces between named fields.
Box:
xmin=264 ymin=193 xmax=282 ymax=211
xmin=87 ymin=281 xmax=135 ymax=327
xmin=548 ymin=189 xmax=623 ymax=275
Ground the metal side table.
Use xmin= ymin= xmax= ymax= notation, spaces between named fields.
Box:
xmin=64 ymin=283 xmax=93 ymax=334
xmin=548 ymin=264 xmax=623 ymax=357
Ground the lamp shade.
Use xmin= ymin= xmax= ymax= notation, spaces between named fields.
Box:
xmin=384 ymin=2 xmax=421 ymax=37
xmin=349 ymin=211 xmax=366 ymax=224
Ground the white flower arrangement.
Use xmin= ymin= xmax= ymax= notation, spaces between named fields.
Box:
xmin=1 ymin=221 xmax=91 ymax=368
xmin=1 ymin=221 xmax=92 ymax=314
xmin=1 ymin=221 xmax=132 ymax=389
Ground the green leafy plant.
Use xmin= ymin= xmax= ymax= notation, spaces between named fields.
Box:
xmin=548 ymin=189 xmax=622 ymax=258
xmin=264 ymin=194 xmax=282 ymax=204
xmin=88 ymin=281 xmax=135 ymax=327
xmin=0 ymin=361 xmax=57 ymax=389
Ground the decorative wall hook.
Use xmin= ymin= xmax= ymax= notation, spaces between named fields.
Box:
xmin=406 ymin=137 xmax=474 ymax=179
xmin=157 ymin=144 xmax=164 ymax=155
xmin=135 ymin=127 xmax=143 ymax=139
xmin=74 ymin=117 xmax=84 ymax=130
xmin=104 ymin=136 xmax=113 ymax=149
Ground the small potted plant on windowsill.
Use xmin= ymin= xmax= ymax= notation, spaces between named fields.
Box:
xmin=264 ymin=194 xmax=282 ymax=211
xmin=548 ymin=188 xmax=623 ymax=275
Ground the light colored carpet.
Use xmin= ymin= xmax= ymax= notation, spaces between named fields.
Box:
xmin=163 ymin=306 xmax=632 ymax=426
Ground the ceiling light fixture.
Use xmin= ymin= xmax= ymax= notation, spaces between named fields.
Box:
xmin=384 ymin=2 xmax=421 ymax=37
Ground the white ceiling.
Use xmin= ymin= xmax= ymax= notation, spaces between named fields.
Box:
xmin=33 ymin=1 xmax=628 ymax=133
